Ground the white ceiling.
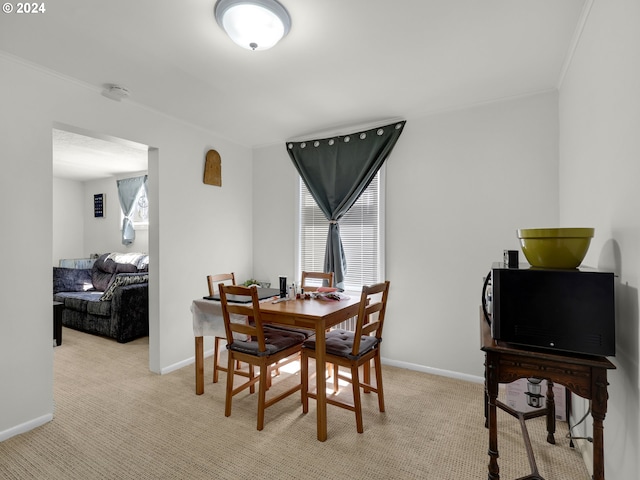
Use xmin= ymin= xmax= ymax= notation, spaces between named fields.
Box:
xmin=1 ymin=0 xmax=587 ymax=179
xmin=52 ymin=129 xmax=148 ymax=182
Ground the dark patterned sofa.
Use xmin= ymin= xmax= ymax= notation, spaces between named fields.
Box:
xmin=53 ymin=253 xmax=149 ymax=343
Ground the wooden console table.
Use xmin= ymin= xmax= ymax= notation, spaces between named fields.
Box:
xmin=480 ymin=315 xmax=615 ymax=480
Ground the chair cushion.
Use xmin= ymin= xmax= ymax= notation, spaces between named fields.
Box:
xmin=303 ymin=329 xmax=380 ymax=360
xmin=228 ymin=327 xmax=305 ymax=357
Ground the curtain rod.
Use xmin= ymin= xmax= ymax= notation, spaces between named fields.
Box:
xmin=286 ymin=117 xmax=405 ymax=143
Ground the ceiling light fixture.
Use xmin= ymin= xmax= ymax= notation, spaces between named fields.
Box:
xmin=214 ymin=0 xmax=291 ymax=51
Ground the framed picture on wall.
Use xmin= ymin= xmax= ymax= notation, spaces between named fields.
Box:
xmin=94 ymin=193 xmax=105 ymax=218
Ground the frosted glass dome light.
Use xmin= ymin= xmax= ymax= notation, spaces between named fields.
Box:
xmin=215 ymin=0 xmax=291 ymax=51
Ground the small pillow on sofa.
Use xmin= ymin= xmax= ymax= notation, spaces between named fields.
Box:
xmin=116 ymin=262 xmax=138 ymax=273
xmin=92 ymin=253 xmax=150 ymax=291
xmin=91 ymin=254 xmax=115 ymax=291
xmin=53 ymin=267 xmax=93 ymax=294
xmin=107 ymin=252 xmax=149 ymax=271
xmin=99 ymin=273 xmax=149 ymax=301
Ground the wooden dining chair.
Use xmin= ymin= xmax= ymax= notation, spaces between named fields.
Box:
xmin=301 ymin=281 xmax=390 ymax=433
xmin=300 ymin=270 xmax=337 ymax=378
xmin=207 ymin=272 xmax=237 ymax=384
xmin=301 ymin=271 xmax=334 ymax=292
xmin=219 ymin=284 xmax=305 ymax=431
xmin=264 ymin=270 xmax=335 ymax=341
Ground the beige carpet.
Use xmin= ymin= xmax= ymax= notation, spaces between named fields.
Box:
xmin=0 ymin=328 xmax=590 ymax=479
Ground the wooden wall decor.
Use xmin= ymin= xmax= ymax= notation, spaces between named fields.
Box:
xmin=203 ymin=149 xmax=222 ymax=186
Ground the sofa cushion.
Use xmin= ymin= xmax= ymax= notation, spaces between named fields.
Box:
xmin=53 ymin=267 xmax=93 ymax=294
xmin=100 ymin=273 xmax=149 ymax=301
xmin=54 ymin=291 xmax=104 ymax=314
xmin=87 ymin=299 xmax=112 ymax=316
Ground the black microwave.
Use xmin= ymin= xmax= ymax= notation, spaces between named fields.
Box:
xmin=482 ymin=263 xmax=615 ymax=356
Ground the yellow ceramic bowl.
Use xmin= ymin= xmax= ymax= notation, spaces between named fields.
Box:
xmin=517 ymin=228 xmax=594 ymax=269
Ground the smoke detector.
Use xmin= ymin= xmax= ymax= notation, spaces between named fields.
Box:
xmin=102 ymin=84 xmax=131 ymax=101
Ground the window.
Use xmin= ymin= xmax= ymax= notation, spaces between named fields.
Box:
xmin=298 ymin=168 xmax=384 ymax=292
xmin=130 ymin=186 xmax=149 ymax=227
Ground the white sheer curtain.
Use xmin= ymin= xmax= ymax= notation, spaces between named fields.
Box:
xmin=117 ymin=175 xmax=147 ymax=245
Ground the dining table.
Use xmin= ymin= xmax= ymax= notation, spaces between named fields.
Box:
xmin=191 ymin=292 xmax=362 ymax=441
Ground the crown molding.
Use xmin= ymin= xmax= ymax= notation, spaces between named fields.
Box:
xmin=557 ymin=0 xmax=595 ymax=89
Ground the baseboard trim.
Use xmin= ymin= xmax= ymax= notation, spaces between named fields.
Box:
xmin=381 ymin=357 xmax=484 ymax=384
xmin=160 ymin=348 xmax=214 ymax=375
xmin=161 ymin=350 xmax=485 ymax=385
xmin=0 ymin=414 xmax=53 ymax=442
xmin=572 ymin=438 xmax=594 ymax=477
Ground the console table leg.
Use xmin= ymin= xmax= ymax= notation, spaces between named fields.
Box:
xmin=546 ymin=380 xmax=556 ymax=445
xmin=486 ymin=354 xmax=500 ymax=479
xmin=592 ymin=412 xmax=605 ymax=480
xmin=592 ymin=369 xmax=609 ymax=480
xmin=484 ymin=358 xmax=489 ymax=428
xmin=488 ymin=395 xmax=500 ymax=479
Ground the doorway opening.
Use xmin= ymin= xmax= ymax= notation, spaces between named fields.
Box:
xmin=52 ymin=124 xmax=156 ymax=368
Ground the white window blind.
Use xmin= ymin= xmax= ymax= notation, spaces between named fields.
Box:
xmin=299 ymin=170 xmax=383 ymax=292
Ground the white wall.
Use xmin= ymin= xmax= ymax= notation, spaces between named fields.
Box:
xmin=253 ymin=144 xmax=299 ymax=287
xmin=52 ymin=177 xmax=84 ymax=266
xmin=253 ymin=91 xmax=560 ymax=379
xmin=559 ymin=0 xmax=640 ymax=477
xmin=0 ymin=54 xmax=253 ymax=439
xmin=52 ymin=174 xmax=150 ymax=266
